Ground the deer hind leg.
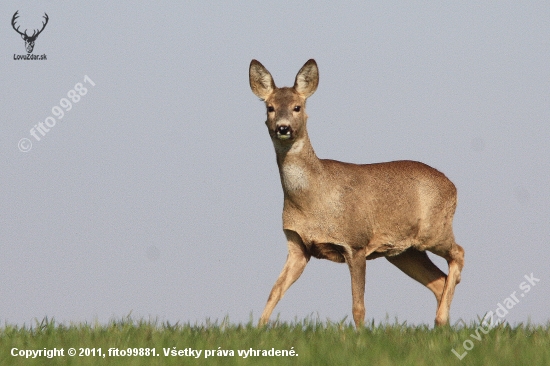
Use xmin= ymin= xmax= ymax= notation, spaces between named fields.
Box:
xmin=433 ymin=242 xmax=465 ymax=326
xmin=259 ymin=230 xmax=310 ymax=326
xmin=344 ymin=247 xmax=367 ymax=328
xmin=386 ymin=248 xmax=447 ymax=309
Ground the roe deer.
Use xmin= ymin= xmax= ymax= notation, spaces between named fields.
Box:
xmin=249 ymin=59 xmax=464 ymax=328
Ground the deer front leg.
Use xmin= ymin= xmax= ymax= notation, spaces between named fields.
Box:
xmin=259 ymin=230 xmax=310 ymax=326
xmin=346 ymin=247 xmax=367 ymax=328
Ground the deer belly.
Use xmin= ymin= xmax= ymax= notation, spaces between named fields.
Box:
xmin=306 ymin=242 xmax=347 ymax=263
xmin=372 ymin=237 xmax=419 ymax=257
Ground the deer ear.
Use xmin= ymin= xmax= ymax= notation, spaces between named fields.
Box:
xmin=21 ymin=34 xmax=26 ymax=40
xmin=294 ymin=59 xmax=319 ymax=98
xmin=250 ymin=60 xmax=275 ymax=100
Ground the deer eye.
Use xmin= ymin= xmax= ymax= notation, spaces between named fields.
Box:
xmin=267 ymin=106 xmax=275 ymax=113
xmin=293 ymin=106 xmax=301 ymax=112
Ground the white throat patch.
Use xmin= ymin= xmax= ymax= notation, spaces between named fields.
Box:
xmin=288 ymin=139 xmax=304 ymax=154
xmin=282 ymin=164 xmax=308 ymax=192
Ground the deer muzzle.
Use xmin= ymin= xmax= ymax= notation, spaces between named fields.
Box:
xmin=276 ymin=125 xmax=292 ymax=140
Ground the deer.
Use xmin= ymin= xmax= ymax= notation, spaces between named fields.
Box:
xmin=249 ymin=59 xmax=465 ymax=328
xmin=12 ymin=11 xmax=49 ymax=54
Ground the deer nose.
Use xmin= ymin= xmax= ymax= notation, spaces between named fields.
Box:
xmin=277 ymin=125 xmax=290 ymax=135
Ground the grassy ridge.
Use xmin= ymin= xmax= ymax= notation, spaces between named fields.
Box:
xmin=1 ymin=317 xmax=549 ymax=365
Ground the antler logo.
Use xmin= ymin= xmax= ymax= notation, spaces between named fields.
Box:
xmin=12 ymin=11 xmax=49 ymax=54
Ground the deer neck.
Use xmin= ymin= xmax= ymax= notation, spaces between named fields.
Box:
xmin=274 ymin=133 xmax=323 ymax=197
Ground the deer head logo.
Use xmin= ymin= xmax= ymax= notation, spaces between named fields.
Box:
xmin=12 ymin=11 xmax=49 ymax=54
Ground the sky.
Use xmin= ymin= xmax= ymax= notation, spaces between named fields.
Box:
xmin=1 ymin=1 xmax=549 ymax=327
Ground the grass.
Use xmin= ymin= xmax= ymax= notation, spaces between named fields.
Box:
xmin=1 ymin=316 xmax=549 ymax=365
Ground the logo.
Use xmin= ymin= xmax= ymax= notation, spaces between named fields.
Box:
xmin=12 ymin=10 xmax=48 ymax=59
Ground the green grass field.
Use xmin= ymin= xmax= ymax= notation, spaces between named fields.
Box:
xmin=2 ymin=316 xmax=549 ymax=365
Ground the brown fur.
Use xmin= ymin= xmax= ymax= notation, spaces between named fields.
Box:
xmin=249 ymin=59 xmax=464 ymax=328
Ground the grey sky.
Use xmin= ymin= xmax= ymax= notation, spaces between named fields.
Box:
xmin=1 ymin=2 xmax=549 ymax=327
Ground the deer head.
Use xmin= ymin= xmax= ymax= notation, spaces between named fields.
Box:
xmin=250 ymin=59 xmax=319 ymax=150
xmin=12 ymin=11 xmax=49 ymax=54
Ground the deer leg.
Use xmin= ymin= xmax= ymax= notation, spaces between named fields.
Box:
xmin=434 ymin=243 xmax=465 ymax=326
xmin=259 ymin=230 xmax=310 ymax=326
xmin=345 ymin=247 xmax=367 ymax=328
xmin=386 ymin=248 xmax=447 ymax=309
